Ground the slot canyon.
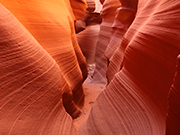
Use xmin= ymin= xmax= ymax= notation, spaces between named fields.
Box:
xmin=0 ymin=0 xmax=180 ymax=134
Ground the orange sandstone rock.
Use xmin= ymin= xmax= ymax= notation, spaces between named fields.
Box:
xmin=0 ymin=0 xmax=88 ymax=118
xmin=105 ymin=0 xmax=138 ymax=83
xmin=79 ymin=0 xmax=180 ymax=134
xmin=91 ymin=0 xmax=121 ymax=84
xmin=0 ymin=4 xmax=78 ymax=134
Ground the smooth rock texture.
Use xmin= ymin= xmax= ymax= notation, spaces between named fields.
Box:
xmin=166 ymin=55 xmax=180 ymax=135
xmin=70 ymin=0 xmax=87 ymax=20
xmin=1 ymin=0 xmax=180 ymax=134
xmin=76 ymin=0 xmax=102 ymax=83
xmin=105 ymin=0 xmax=138 ymax=83
xmin=0 ymin=4 xmax=78 ymax=135
xmin=0 ymin=0 xmax=88 ymax=118
xmin=76 ymin=0 xmax=100 ymax=65
xmin=79 ymin=0 xmax=180 ymax=134
xmin=91 ymin=0 xmax=121 ymax=84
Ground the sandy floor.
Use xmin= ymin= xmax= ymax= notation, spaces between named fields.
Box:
xmin=73 ymin=83 xmax=106 ymax=129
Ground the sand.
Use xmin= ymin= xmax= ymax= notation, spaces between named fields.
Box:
xmin=73 ymin=83 xmax=106 ymax=129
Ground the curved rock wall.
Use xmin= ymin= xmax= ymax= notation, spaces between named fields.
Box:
xmin=0 ymin=4 xmax=78 ymax=134
xmin=91 ymin=0 xmax=121 ymax=84
xmin=105 ymin=0 xmax=138 ymax=83
xmin=0 ymin=0 xmax=88 ymax=118
xmin=79 ymin=0 xmax=180 ymax=134
xmin=1 ymin=0 xmax=180 ymax=134
xmin=166 ymin=55 xmax=180 ymax=135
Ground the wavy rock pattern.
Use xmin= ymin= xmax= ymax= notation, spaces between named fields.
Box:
xmin=105 ymin=0 xmax=138 ymax=83
xmin=70 ymin=0 xmax=87 ymax=20
xmin=105 ymin=0 xmax=138 ymax=60
xmin=166 ymin=55 xmax=180 ymax=135
xmin=77 ymin=25 xmax=100 ymax=65
xmin=76 ymin=0 xmax=98 ymax=65
xmin=0 ymin=0 xmax=88 ymax=118
xmin=0 ymin=4 xmax=78 ymax=134
xmin=91 ymin=0 xmax=121 ymax=84
xmin=79 ymin=0 xmax=180 ymax=134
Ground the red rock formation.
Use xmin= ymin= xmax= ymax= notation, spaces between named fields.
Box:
xmin=70 ymin=0 xmax=87 ymax=20
xmin=166 ymin=55 xmax=180 ymax=134
xmin=1 ymin=0 xmax=180 ymax=134
xmin=79 ymin=0 xmax=180 ymax=134
xmin=105 ymin=0 xmax=138 ymax=83
xmin=0 ymin=4 xmax=78 ymax=134
xmin=0 ymin=0 xmax=88 ymax=118
xmin=76 ymin=0 xmax=102 ymax=83
xmin=91 ymin=0 xmax=121 ymax=84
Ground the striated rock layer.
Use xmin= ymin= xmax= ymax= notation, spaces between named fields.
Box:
xmin=70 ymin=0 xmax=87 ymax=20
xmin=79 ymin=0 xmax=180 ymax=134
xmin=91 ymin=0 xmax=121 ymax=84
xmin=0 ymin=4 xmax=78 ymax=134
xmin=166 ymin=55 xmax=180 ymax=135
xmin=105 ymin=0 xmax=138 ymax=83
xmin=0 ymin=0 xmax=88 ymax=118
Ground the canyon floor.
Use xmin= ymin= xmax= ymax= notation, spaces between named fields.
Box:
xmin=73 ymin=82 xmax=106 ymax=129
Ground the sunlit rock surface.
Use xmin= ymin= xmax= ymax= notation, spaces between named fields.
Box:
xmin=0 ymin=4 xmax=78 ymax=134
xmin=1 ymin=0 xmax=180 ymax=134
xmin=0 ymin=0 xmax=88 ymax=119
